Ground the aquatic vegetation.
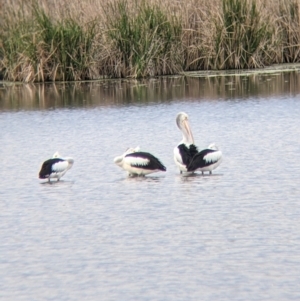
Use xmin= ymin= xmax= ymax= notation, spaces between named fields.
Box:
xmin=0 ymin=4 xmax=96 ymax=82
xmin=33 ymin=7 xmax=97 ymax=81
xmin=1 ymin=0 xmax=300 ymax=81
xmin=104 ymin=0 xmax=182 ymax=78
xmin=276 ymin=0 xmax=300 ymax=63
xmin=213 ymin=0 xmax=273 ymax=69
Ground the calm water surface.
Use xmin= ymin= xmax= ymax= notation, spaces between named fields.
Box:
xmin=1 ymin=72 xmax=300 ymax=300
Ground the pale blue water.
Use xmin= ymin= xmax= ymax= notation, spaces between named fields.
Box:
xmin=1 ymin=73 xmax=300 ymax=300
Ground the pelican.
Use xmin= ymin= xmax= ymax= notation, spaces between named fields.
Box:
xmin=114 ymin=146 xmax=166 ymax=176
xmin=174 ymin=112 xmax=222 ymax=174
xmin=39 ymin=152 xmax=74 ymax=182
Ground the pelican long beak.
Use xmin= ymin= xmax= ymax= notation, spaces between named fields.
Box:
xmin=183 ymin=119 xmax=194 ymax=144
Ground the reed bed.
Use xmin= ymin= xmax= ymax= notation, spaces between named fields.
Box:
xmin=1 ymin=0 xmax=300 ymax=82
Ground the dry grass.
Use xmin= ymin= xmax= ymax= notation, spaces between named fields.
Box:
xmin=1 ymin=0 xmax=300 ymax=82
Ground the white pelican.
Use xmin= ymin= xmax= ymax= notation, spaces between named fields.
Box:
xmin=114 ymin=146 xmax=166 ymax=176
xmin=174 ymin=112 xmax=222 ymax=174
xmin=39 ymin=152 xmax=74 ymax=182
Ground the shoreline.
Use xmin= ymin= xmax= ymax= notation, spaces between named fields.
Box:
xmin=1 ymin=63 xmax=300 ymax=85
xmin=181 ymin=63 xmax=300 ymax=78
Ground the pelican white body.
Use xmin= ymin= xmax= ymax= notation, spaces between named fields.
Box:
xmin=114 ymin=147 xmax=166 ymax=176
xmin=174 ymin=112 xmax=222 ymax=174
xmin=39 ymin=152 xmax=74 ymax=182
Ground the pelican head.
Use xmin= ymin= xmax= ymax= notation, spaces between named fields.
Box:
xmin=176 ymin=112 xmax=194 ymax=145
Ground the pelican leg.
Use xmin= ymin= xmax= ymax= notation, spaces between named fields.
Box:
xmin=209 ymin=171 xmax=212 ymax=175
xmin=202 ymin=171 xmax=204 ymax=175
xmin=180 ymin=171 xmax=182 ymax=174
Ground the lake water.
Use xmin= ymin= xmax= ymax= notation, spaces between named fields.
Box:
xmin=1 ymin=71 xmax=300 ymax=300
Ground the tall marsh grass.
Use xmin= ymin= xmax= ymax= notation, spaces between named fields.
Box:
xmin=1 ymin=0 xmax=300 ymax=81
xmin=214 ymin=0 xmax=273 ymax=69
xmin=277 ymin=0 xmax=300 ymax=63
xmin=103 ymin=0 xmax=182 ymax=78
xmin=0 ymin=4 xmax=96 ymax=81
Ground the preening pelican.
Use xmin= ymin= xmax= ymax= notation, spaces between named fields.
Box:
xmin=114 ymin=147 xmax=166 ymax=176
xmin=39 ymin=152 xmax=74 ymax=182
xmin=174 ymin=112 xmax=222 ymax=174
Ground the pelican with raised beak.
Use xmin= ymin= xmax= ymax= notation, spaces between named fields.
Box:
xmin=174 ymin=112 xmax=222 ymax=174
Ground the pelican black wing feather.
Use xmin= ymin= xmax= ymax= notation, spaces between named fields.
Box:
xmin=125 ymin=152 xmax=166 ymax=171
xmin=177 ymin=144 xmax=199 ymax=166
xmin=39 ymin=158 xmax=64 ymax=178
xmin=187 ymin=149 xmax=217 ymax=172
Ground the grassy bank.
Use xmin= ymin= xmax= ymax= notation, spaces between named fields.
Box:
xmin=1 ymin=0 xmax=300 ymax=82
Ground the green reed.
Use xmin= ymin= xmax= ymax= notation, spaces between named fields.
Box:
xmin=0 ymin=5 xmax=96 ymax=82
xmin=105 ymin=0 xmax=182 ymax=77
xmin=35 ymin=7 xmax=97 ymax=81
xmin=213 ymin=0 xmax=273 ymax=69
xmin=277 ymin=0 xmax=300 ymax=63
xmin=0 ymin=15 xmax=37 ymax=82
xmin=1 ymin=0 xmax=300 ymax=82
